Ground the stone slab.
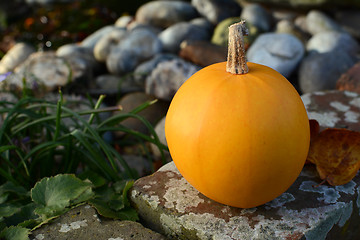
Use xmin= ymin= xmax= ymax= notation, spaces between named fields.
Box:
xmin=30 ymin=204 xmax=166 ymax=240
xmin=130 ymin=162 xmax=360 ymax=240
xmin=301 ymin=90 xmax=360 ymax=131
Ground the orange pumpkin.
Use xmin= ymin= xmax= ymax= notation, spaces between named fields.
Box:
xmin=165 ymin=21 xmax=310 ymax=208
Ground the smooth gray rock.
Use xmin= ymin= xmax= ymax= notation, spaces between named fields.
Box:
xmin=135 ymin=0 xmax=198 ymax=29
xmin=30 ymin=204 xmax=166 ymax=240
xmin=2 ymin=52 xmax=72 ymax=93
xmin=159 ymin=21 xmax=212 ymax=53
xmin=80 ymin=25 xmax=116 ymax=50
xmin=0 ymin=42 xmax=36 ymax=74
xmin=189 ymin=18 xmax=214 ymax=32
xmin=247 ymin=33 xmax=305 ymax=77
xmin=240 ymin=3 xmax=273 ymax=32
xmin=93 ymin=27 xmax=127 ymax=62
xmin=134 ymin=53 xmax=178 ymax=87
xmin=305 ymin=10 xmax=343 ymax=35
xmin=191 ymin=0 xmax=241 ymax=25
xmin=145 ymin=58 xmax=200 ymax=101
xmin=115 ymin=15 xmax=134 ymax=28
xmin=106 ymin=28 xmax=162 ymax=75
xmin=306 ymin=31 xmax=359 ymax=55
xmin=275 ymin=19 xmax=308 ymax=43
xmin=56 ymin=43 xmax=102 ymax=80
xmin=299 ymin=51 xmax=356 ymax=93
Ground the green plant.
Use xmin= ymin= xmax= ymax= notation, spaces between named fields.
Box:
xmin=0 ymin=83 xmax=168 ymax=239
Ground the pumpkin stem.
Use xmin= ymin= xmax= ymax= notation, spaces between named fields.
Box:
xmin=226 ymin=20 xmax=249 ymax=75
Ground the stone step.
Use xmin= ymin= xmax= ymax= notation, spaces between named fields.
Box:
xmin=130 ymin=161 xmax=360 ymax=240
xmin=30 ymin=204 xmax=166 ymax=240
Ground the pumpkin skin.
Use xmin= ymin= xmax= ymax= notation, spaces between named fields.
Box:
xmin=165 ymin=61 xmax=310 ymax=208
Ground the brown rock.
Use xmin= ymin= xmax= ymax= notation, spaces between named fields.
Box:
xmin=115 ymin=92 xmax=169 ymax=136
xmin=336 ymin=62 xmax=360 ymax=94
xmin=179 ymin=40 xmax=227 ymax=67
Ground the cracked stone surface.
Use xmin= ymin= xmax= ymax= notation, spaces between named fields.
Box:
xmin=130 ymin=90 xmax=360 ymax=240
xmin=30 ymin=205 xmax=166 ymax=240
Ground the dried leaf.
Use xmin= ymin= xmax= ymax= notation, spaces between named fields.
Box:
xmin=307 ymin=128 xmax=360 ymax=186
xmin=309 ymin=119 xmax=320 ymax=140
xmin=306 ymin=119 xmax=321 ymax=164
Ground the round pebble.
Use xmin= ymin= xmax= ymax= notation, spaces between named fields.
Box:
xmin=247 ymin=33 xmax=305 ymax=77
xmin=240 ymin=3 xmax=273 ymax=32
xmin=135 ymin=0 xmax=198 ymax=29
xmin=299 ymin=50 xmax=356 ymax=93
xmin=191 ymin=0 xmax=241 ymax=25
xmin=0 ymin=42 xmax=36 ymax=74
xmin=93 ymin=27 xmax=127 ymax=62
xmin=306 ymin=31 xmax=359 ymax=55
xmin=159 ymin=21 xmax=212 ymax=53
xmin=106 ymin=28 xmax=162 ymax=75
xmin=305 ymin=10 xmax=343 ymax=35
xmin=145 ymin=58 xmax=200 ymax=101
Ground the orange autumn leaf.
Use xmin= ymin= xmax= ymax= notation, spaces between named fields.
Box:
xmin=307 ymin=127 xmax=360 ymax=186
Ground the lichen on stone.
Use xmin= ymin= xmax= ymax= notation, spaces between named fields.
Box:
xmin=345 ymin=111 xmax=360 ymax=123
xmin=58 ymin=220 xmax=88 ymax=233
xmin=301 ymin=93 xmax=311 ymax=108
xmin=34 ymin=234 xmax=45 ymax=240
xmin=302 ymin=202 xmax=352 ymax=240
xmin=307 ymin=111 xmax=340 ymax=127
xmin=344 ymin=91 xmax=358 ymax=98
xmin=335 ymin=180 xmax=357 ymax=195
xmin=164 ymin=178 xmax=204 ymax=213
xmin=265 ymin=193 xmax=295 ymax=209
xmin=349 ymin=97 xmax=360 ymax=108
xmin=329 ymin=101 xmax=350 ymax=112
xmin=299 ymin=180 xmax=341 ymax=204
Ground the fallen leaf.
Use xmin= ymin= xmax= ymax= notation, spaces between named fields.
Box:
xmin=306 ymin=119 xmax=321 ymax=164
xmin=309 ymin=119 xmax=320 ymax=140
xmin=307 ymin=128 xmax=360 ymax=186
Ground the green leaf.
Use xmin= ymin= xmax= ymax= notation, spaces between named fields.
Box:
xmin=78 ymin=170 xmax=107 ymax=188
xmin=0 ymin=204 xmax=20 ymax=218
xmin=0 ymin=182 xmax=28 ymax=197
xmin=4 ymin=203 xmax=38 ymax=227
xmin=70 ymin=187 xmax=94 ymax=206
xmin=34 ymin=205 xmax=67 ymax=220
xmin=87 ymin=199 xmax=138 ymax=221
xmin=31 ymin=174 xmax=93 ymax=213
xmin=122 ymin=180 xmax=134 ymax=208
xmin=0 ymin=193 xmax=8 ymax=204
xmin=0 ymin=226 xmax=30 ymax=240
